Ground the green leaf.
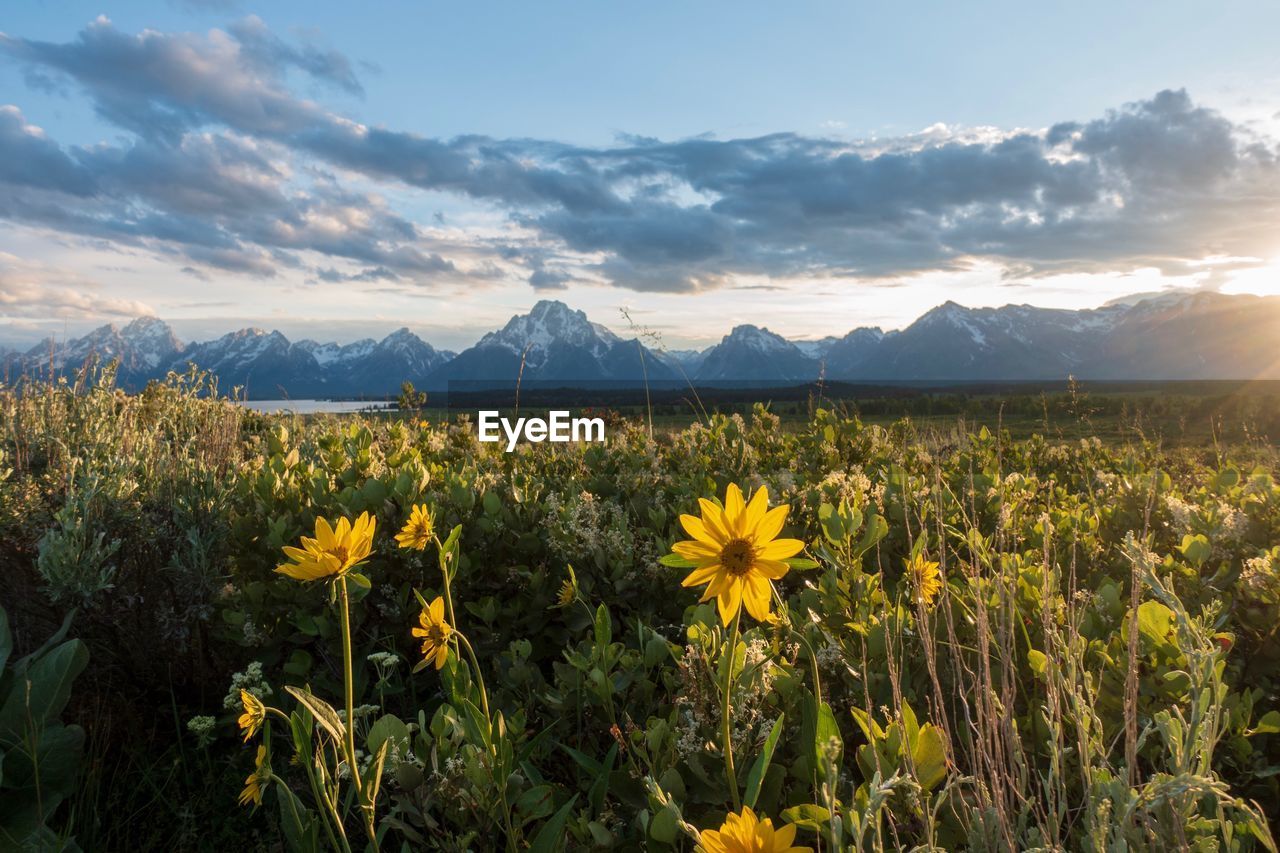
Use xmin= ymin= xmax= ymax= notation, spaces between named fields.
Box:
xmin=366 ymin=714 xmax=410 ymax=756
xmin=283 ymin=686 xmax=346 ymax=746
xmin=1178 ymin=534 xmax=1212 ymax=569
xmin=346 ymin=571 xmax=371 ymax=589
xmin=784 ymin=557 xmax=820 ymax=571
xmin=1135 ymin=600 xmax=1176 ymax=651
xmin=813 ymin=701 xmax=841 ymax=770
xmin=588 ymin=743 xmax=617 ymax=817
xmin=744 ymin=714 xmax=785 ymax=809
xmin=1027 ymin=649 xmax=1048 ymax=677
xmin=911 ymin=723 xmax=948 ymax=791
xmin=528 ymin=794 xmax=578 ymax=853
xmin=459 ymin=698 xmax=492 ymax=751
xmin=275 ymin=780 xmax=320 ymax=853
xmin=0 ymin=638 xmax=88 ymax=742
xmin=648 ymin=806 xmax=678 ymax=844
xmin=658 ymin=553 xmax=698 ymax=568
xmin=1249 ymin=710 xmax=1280 ymax=736
xmin=516 ymin=785 xmax=556 ymax=823
xmin=593 ymin=604 xmax=612 ymax=648
xmin=781 ymin=804 xmax=831 ymax=831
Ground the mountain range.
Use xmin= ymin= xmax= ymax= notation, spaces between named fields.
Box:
xmin=5 ymin=292 xmax=1280 ymax=398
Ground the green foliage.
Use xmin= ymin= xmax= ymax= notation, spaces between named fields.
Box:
xmin=0 ymin=605 xmax=88 ymax=851
xmin=4 ymin=371 xmax=1280 ymax=849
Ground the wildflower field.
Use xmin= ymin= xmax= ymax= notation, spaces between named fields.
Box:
xmin=3 ymin=371 xmax=1280 ymax=852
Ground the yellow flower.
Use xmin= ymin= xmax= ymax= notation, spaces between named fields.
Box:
xmin=553 ymin=565 xmax=578 ymax=609
xmin=672 ymin=484 xmax=804 ymax=625
xmin=239 ymin=745 xmax=270 ymax=808
xmin=412 ymin=595 xmax=454 ymax=669
xmin=698 ymin=806 xmax=811 ymax=853
xmin=395 ymin=504 xmax=435 ymax=551
xmin=237 ymin=689 xmax=265 ymax=742
xmin=907 ymin=553 xmax=942 ymax=606
xmin=276 ymin=512 xmax=376 ymax=581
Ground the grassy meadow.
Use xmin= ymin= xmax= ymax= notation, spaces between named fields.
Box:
xmin=3 ymin=366 xmax=1280 ymax=851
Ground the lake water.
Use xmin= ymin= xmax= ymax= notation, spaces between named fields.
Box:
xmin=239 ymin=399 xmax=396 ymax=414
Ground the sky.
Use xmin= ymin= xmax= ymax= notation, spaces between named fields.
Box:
xmin=2 ymin=0 xmax=1280 ymax=351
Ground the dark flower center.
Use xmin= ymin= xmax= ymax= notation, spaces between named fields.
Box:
xmin=721 ymin=538 xmax=757 ymax=576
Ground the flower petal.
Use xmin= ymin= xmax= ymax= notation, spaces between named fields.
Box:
xmin=751 ymin=503 xmax=790 ymax=545
xmin=673 ymin=539 xmax=721 ymax=560
xmin=743 ymin=486 xmax=769 ymax=533
xmin=680 ymin=513 xmax=725 ymax=546
xmin=757 ymin=538 xmax=805 ymax=560
xmin=724 ymin=484 xmax=746 ymax=534
xmin=754 ymin=559 xmax=791 ymax=580
xmin=697 ymin=499 xmax=732 ymax=542
xmin=743 ymin=574 xmax=773 ymax=621
xmin=716 ymin=578 xmax=743 ymax=624
xmin=681 ymin=564 xmax=720 ymax=587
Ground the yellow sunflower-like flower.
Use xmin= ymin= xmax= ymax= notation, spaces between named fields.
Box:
xmin=553 ymin=565 xmax=579 ymax=609
xmin=395 ymin=504 xmax=435 ymax=551
xmin=276 ymin=512 xmax=376 ymax=581
xmin=239 ymin=745 xmax=270 ymax=808
xmin=672 ymin=484 xmax=804 ymax=625
xmin=907 ymin=553 xmax=942 ymax=606
xmin=698 ymin=806 xmax=811 ymax=853
xmin=237 ymin=689 xmax=265 ymax=742
xmin=412 ymin=595 xmax=454 ymax=669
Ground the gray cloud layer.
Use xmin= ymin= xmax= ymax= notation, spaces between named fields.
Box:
xmin=2 ymin=17 xmax=1279 ymax=294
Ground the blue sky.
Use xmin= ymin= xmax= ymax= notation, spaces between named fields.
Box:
xmin=2 ymin=1 xmax=1280 ymax=350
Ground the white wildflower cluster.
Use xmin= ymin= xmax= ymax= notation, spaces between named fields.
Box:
xmin=368 ymin=650 xmax=402 ymax=668
xmin=1045 ymin=445 xmax=1071 ymax=464
xmin=819 ymin=468 xmax=873 ymax=509
xmin=1164 ymin=495 xmax=1195 ymax=531
xmin=222 ymin=661 xmax=272 ymax=711
xmin=241 ymin=618 xmax=264 ymax=645
xmin=1094 ymin=470 xmax=1118 ymax=489
xmin=1239 ymin=554 xmax=1280 ymax=603
xmin=336 ymin=704 xmax=381 ymax=722
xmin=186 ymin=715 xmax=216 ymax=748
xmin=815 ymin=639 xmax=844 ymax=675
xmin=1214 ymin=502 xmax=1249 ymax=542
xmin=544 ymin=489 xmax=635 ymax=569
xmin=672 ymin=635 xmax=782 ymax=761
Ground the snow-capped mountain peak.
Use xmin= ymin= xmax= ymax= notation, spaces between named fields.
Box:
xmin=478 ymin=300 xmax=618 ymax=360
xmin=722 ymin=324 xmax=799 ymax=355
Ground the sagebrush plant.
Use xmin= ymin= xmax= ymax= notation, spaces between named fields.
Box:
xmin=3 ymin=367 xmax=1280 ymax=849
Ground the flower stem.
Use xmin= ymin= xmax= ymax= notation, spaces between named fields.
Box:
xmin=721 ymin=609 xmax=742 ymax=811
xmin=455 ymin=630 xmax=492 ymax=723
xmin=338 ymin=575 xmax=378 ymax=849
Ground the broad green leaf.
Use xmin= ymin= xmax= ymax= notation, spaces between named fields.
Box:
xmin=1178 ymin=534 xmax=1212 ymax=569
xmin=529 ymin=794 xmax=578 ymax=853
xmin=284 ymin=686 xmax=346 ymax=746
xmin=594 ymin=604 xmax=612 ymax=648
xmin=1028 ymin=649 xmax=1048 ymax=677
xmin=911 ymin=723 xmax=948 ymax=791
xmin=745 ymin=714 xmax=785 ymax=809
xmin=1135 ymin=600 xmax=1175 ymax=650
xmin=813 ymin=701 xmax=841 ymax=770
xmin=781 ymin=804 xmax=831 ymax=831
xmin=516 ymin=785 xmax=556 ymax=823
xmin=0 ymin=638 xmax=88 ymax=742
xmin=1249 ymin=711 xmax=1280 ymax=736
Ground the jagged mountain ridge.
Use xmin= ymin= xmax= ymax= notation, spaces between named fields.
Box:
xmin=6 ymin=293 xmax=1280 ymax=397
